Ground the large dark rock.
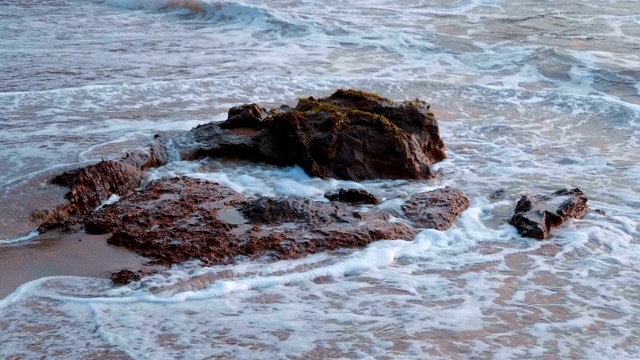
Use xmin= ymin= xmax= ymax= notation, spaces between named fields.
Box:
xmin=401 ymin=186 xmax=470 ymax=230
xmin=258 ymin=89 xmax=446 ymax=180
xmin=85 ymin=177 xmax=468 ymax=267
xmin=509 ymin=188 xmax=589 ymax=240
xmin=178 ymin=89 xmax=447 ymax=181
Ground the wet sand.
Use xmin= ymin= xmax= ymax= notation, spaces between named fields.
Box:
xmin=0 ymin=231 xmax=148 ymax=299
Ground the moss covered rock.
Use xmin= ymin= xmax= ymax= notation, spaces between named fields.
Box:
xmin=181 ymin=89 xmax=447 ymax=181
xmin=257 ymin=89 xmax=446 ymax=180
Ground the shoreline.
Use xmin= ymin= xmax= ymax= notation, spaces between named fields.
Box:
xmin=0 ymin=230 xmax=149 ymax=299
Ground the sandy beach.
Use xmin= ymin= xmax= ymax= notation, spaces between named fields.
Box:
xmin=0 ymin=231 xmax=147 ymax=298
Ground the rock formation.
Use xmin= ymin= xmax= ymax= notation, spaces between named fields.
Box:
xmin=32 ymin=139 xmax=168 ymax=231
xmin=84 ymin=177 xmax=468 ymax=267
xmin=509 ymin=188 xmax=589 ymax=239
xmin=31 ymin=89 xmax=466 ymax=283
xmin=177 ymin=89 xmax=447 ymax=181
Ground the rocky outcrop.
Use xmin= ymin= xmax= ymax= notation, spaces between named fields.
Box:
xmin=30 ymin=89 xmax=465 ymax=281
xmin=84 ymin=177 xmax=468 ymax=267
xmin=402 ymin=186 xmax=470 ymax=230
xmin=32 ymin=139 xmax=168 ymax=231
xmin=509 ymin=188 xmax=589 ymax=240
xmin=177 ymin=89 xmax=446 ymax=181
xmin=51 ymin=161 xmax=142 ymax=213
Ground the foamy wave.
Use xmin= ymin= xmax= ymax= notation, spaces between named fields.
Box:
xmin=0 ymin=230 xmax=38 ymax=245
xmin=104 ymin=0 xmax=294 ymax=29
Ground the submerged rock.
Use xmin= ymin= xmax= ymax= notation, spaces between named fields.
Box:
xmin=509 ymin=188 xmax=589 ymax=240
xmin=401 ymin=186 xmax=470 ymax=230
xmin=178 ymin=89 xmax=447 ymax=181
xmin=111 ymin=269 xmax=150 ymax=286
xmin=85 ymin=177 xmax=468 ymax=267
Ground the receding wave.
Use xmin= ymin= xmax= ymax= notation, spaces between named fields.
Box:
xmin=0 ymin=230 xmax=38 ymax=245
xmin=103 ymin=0 xmax=308 ymax=33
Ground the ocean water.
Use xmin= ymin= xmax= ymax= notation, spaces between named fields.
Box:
xmin=1 ymin=0 xmax=639 ymax=358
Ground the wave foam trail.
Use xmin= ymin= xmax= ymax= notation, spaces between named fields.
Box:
xmin=2 ymin=196 xmax=638 ymax=358
xmin=0 ymin=230 xmax=38 ymax=245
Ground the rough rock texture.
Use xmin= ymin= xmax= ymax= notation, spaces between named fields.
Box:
xmin=401 ymin=186 xmax=470 ymax=230
xmin=177 ymin=89 xmax=446 ymax=181
xmin=31 ymin=89 xmax=463 ymax=279
xmin=32 ymin=140 xmax=168 ymax=231
xmin=120 ymin=139 xmax=169 ymax=171
xmin=85 ymin=177 xmax=468 ymax=267
xmin=509 ymin=188 xmax=589 ymax=240
xmin=52 ymin=161 xmax=143 ymax=213
xmin=111 ymin=269 xmax=151 ymax=286
xmin=325 ymin=189 xmax=380 ymax=205
xmin=219 ymin=103 xmax=267 ymax=130
xmin=174 ymin=122 xmax=257 ymax=161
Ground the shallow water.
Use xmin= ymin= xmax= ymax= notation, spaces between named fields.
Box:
xmin=1 ymin=0 xmax=639 ymax=358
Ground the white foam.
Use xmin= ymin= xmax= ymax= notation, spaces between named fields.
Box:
xmin=0 ymin=230 xmax=38 ymax=245
xmin=95 ymin=194 xmax=121 ymax=211
xmin=147 ymin=161 xmax=384 ymax=199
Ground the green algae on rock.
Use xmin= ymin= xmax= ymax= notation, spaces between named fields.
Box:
xmin=185 ymin=89 xmax=447 ymax=181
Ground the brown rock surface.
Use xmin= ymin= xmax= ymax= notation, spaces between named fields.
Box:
xmin=178 ymin=89 xmax=447 ymax=181
xmin=219 ymin=103 xmax=267 ymax=130
xmin=401 ymin=186 xmax=470 ymax=230
xmin=111 ymin=269 xmax=151 ymax=286
xmin=509 ymin=188 xmax=589 ymax=240
xmin=85 ymin=177 xmax=468 ymax=267
xmin=32 ymin=140 xmax=168 ymax=231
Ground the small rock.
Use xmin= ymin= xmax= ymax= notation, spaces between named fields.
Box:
xmin=488 ymin=188 xmax=505 ymax=200
xmin=509 ymin=188 xmax=589 ymax=240
xmin=219 ymin=103 xmax=267 ymax=130
xmin=325 ymin=189 xmax=380 ymax=205
xmin=111 ymin=269 xmax=148 ymax=286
